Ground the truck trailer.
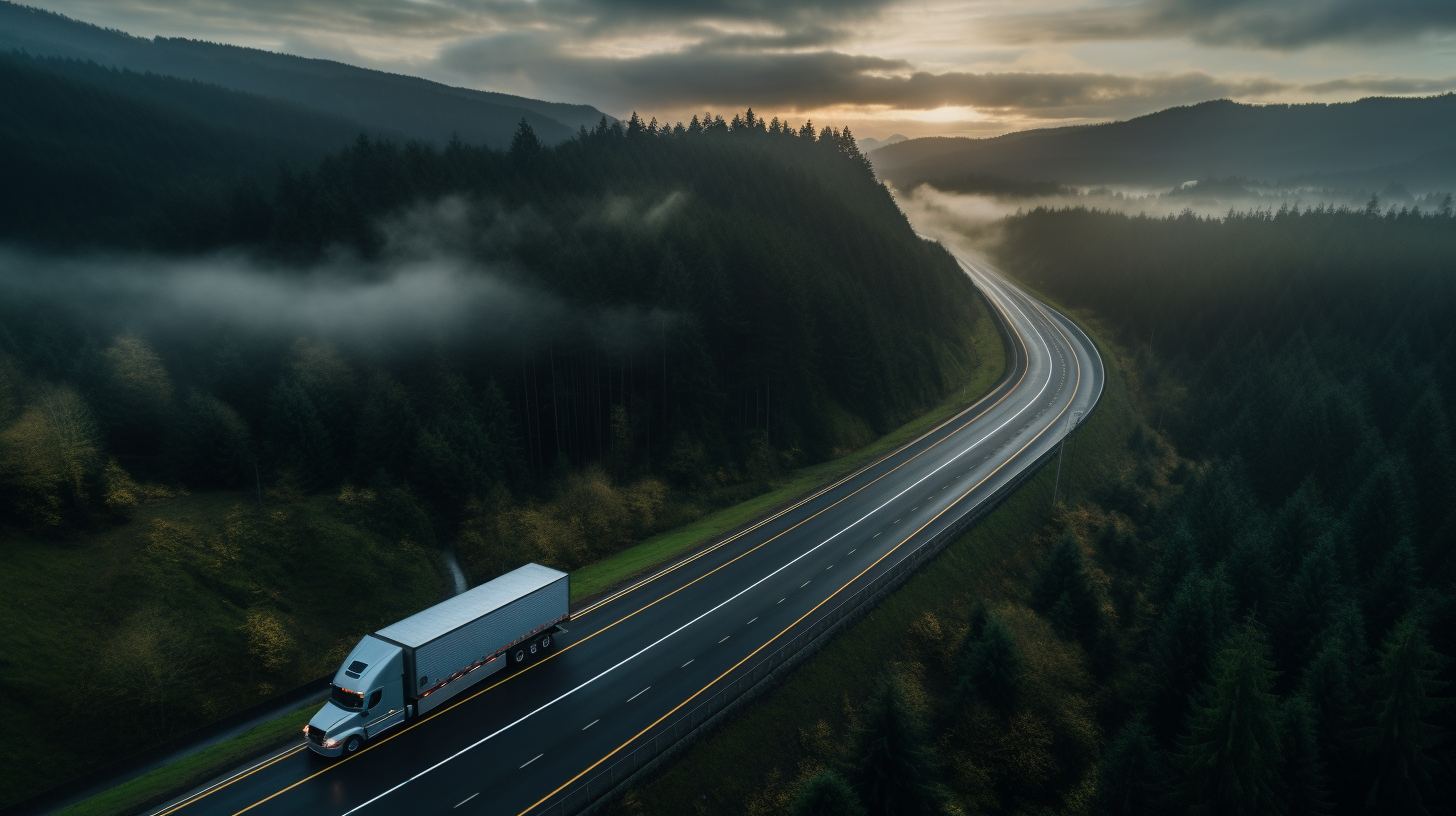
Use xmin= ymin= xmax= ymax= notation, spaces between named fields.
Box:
xmin=305 ymin=562 xmax=569 ymax=757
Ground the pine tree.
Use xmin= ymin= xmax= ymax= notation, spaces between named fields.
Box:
xmin=1175 ymin=623 xmax=1284 ymax=816
xmin=1030 ymin=531 xmax=1100 ymax=643
xmin=1280 ymin=695 xmax=1333 ymax=816
xmin=1276 ymin=536 xmax=1350 ymax=671
xmin=1147 ymin=567 xmax=1234 ymax=742
xmin=790 ymin=768 xmax=866 ymax=816
xmin=1363 ymin=539 xmax=1421 ymax=645
xmin=845 ymin=679 xmax=944 ymax=816
xmin=1151 ymin=519 xmax=1199 ymax=610
xmin=509 ymin=118 xmax=540 ymax=163
xmin=954 ymin=612 xmax=1020 ymax=716
xmin=1091 ymin=714 xmax=1165 ymax=816
xmin=1357 ymin=615 xmax=1449 ymax=815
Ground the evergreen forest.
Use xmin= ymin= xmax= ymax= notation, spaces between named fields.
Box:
xmin=983 ymin=204 xmax=1456 ymax=814
xmin=0 ymin=106 xmax=997 ymax=804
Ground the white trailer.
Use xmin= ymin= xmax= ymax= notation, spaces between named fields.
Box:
xmin=305 ymin=563 xmax=569 ymax=757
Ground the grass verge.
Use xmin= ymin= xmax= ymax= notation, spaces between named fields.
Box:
xmin=631 ymin=306 xmax=1135 ymax=814
xmin=570 ymin=307 xmax=1006 ymax=603
xmin=52 ymin=706 xmax=315 ymax=816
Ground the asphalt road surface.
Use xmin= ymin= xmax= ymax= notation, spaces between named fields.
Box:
xmin=145 ymin=246 xmax=1104 ymax=816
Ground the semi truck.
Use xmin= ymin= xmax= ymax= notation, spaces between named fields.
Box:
xmin=305 ymin=562 xmax=569 ymax=757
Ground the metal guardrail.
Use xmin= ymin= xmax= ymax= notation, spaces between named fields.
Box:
xmin=543 ymin=412 xmax=1091 ymax=816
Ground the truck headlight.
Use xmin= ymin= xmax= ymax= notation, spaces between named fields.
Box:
xmin=323 ymin=737 xmax=340 ymax=748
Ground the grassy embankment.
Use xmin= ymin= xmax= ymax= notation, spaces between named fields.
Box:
xmin=52 ymin=707 xmax=316 ymax=816
xmin=42 ymin=296 xmax=1005 ymax=816
xmin=631 ymin=300 xmax=1137 ymax=815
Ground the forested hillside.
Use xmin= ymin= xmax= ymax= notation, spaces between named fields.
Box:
xmin=983 ymin=205 xmax=1456 ymax=814
xmin=0 ymin=111 xmax=999 ymax=806
xmin=0 ymin=52 xmax=371 ymax=246
xmin=871 ymin=96 xmax=1456 ymax=190
xmin=0 ymin=1 xmax=604 ymax=148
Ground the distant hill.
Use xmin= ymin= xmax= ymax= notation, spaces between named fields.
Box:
xmin=0 ymin=1 xmax=613 ymax=149
xmin=857 ymin=133 xmax=908 ymax=153
xmin=0 ymin=52 xmax=370 ymax=246
xmin=872 ymin=96 xmax=1456 ymax=191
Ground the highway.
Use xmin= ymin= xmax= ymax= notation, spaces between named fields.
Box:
xmin=144 ymin=245 xmax=1104 ymax=816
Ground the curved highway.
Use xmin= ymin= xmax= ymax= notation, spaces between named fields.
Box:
xmin=144 ymin=245 xmax=1104 ymax=816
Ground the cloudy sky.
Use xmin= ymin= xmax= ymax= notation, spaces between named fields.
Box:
xmin=29 ymin=0 xmax=1456 ymax=139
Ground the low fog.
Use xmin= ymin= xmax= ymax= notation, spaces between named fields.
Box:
xmin=0 ymin=195 xmax=679 ymax=355
xmin=896 ymin=180 xmax=1454 ymax=245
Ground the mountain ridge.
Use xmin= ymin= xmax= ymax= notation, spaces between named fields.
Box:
xmin=0 ymin=1 xmax=615 ymax=149
xmin=872 ymin=96 xmax=1456 ymax=191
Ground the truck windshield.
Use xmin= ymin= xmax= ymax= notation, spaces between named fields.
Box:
xmin=330 ymin=684 xmax=364 ymax=710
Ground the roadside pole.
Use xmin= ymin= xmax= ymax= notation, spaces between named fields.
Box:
xmin=1051 ymin=411 xmax=1083 ymax=506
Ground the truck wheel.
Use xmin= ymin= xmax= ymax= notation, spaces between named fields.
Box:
xmin=541 ymin=634 xmax=552 ymax=649
xmin=515 ymin=648 xmax=526 ymax=663
xmin=343 ymin=735 xmax=364 ymax=755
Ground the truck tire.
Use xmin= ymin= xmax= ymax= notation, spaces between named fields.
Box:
xmin=343 ymin=735 xmax=364 ymax=755
xmin=514 ymin=648 xmax=527 ymax=663
xmin=541 ymin=634 xmax=552 ymax=649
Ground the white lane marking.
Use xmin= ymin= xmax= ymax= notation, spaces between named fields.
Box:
xmin=748 ymin=617 xmax=758 ymax=624
xmin=520 ymin=754 xmax=542 ymax=769
xmin=849 ymin=549 xmax=857 ymax=554
xmin=455 ymin=793 xmax=478 ymax=808
xmin=341 ymin=260 xmax=1064 ymax=816
xmin=583 ymin=720 xmax=598 ymax=730
xmin=826 ymin=565 xmax=834 ymax=570
xmin=873 ymin=532 xmax=881 ymax=538
xmin=719 ymin=636 xmax=730 ymax=643
xmin=778 ymin=598 xmax=785 ymax=604
xmin=682 ymin=659 xmax=694 ymax=667
xmin=801 ymin=581 xmax=811 ymax=588
xmin=627 ymin=687 xmax=650 ymax=702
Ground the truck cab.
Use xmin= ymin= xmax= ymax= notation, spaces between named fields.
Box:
xmin=304 ymin=636 xmax=407 ymax=757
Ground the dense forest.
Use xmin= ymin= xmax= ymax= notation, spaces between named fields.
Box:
xmin=984 ymin=205 xmax=1456 ymax=814
xmin=0 ymin=109 xmax=999 ymax=805
xmin=1 ymin=111 xmax=992 ymax=570
xmin=705 ymin=203 xmax=1455 ymax=816
xmin=0 ymin=51 xmax=369 ymax=245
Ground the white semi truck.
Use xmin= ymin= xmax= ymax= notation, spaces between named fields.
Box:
xmin=305 ymin=562 xmax=569 ymax=757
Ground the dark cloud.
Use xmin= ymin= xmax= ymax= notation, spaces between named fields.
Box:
xmin=988 ymin=0 xmax=1456 ymax=50
xmin=1301 ymin=74 xmax=1456 ymax=94
xmin=442 ymin=35 xmax=1296 ymax=117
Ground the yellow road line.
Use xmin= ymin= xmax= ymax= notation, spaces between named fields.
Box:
xmin=519 ymin=308 xmax=1082 ymax=816
xmin=518 ymin=270 xmax=1083 ymax=815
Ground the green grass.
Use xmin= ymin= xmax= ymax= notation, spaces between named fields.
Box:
xmin=52 ymin=705 xmax=317 ymax=816
xmin=633 ymin=307 xmax=1135 ymax=815
xmin=570 ymin=306 xmax=1007 ymax=602
xmin=0 ymin=493 xmax=442 ymax=809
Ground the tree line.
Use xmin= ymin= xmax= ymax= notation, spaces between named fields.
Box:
xmin=0 ymin=112 xmax=995 ymax=580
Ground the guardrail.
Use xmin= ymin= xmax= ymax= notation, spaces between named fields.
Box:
xmin=543 ymin=400 xmax=1095 ymax=816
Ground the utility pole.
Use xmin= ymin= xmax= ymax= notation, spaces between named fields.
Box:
xmin=1052 ymin=411 xmax=1082 ymax=507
